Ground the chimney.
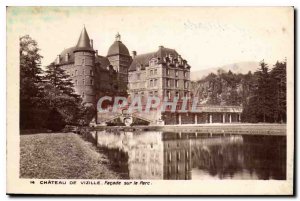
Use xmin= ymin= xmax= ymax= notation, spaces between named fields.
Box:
xmin=65 ymin=53 xmax=69 ymax=62
xmin=95 ymin=50 xmax=98 ymax=56
xmin=178 ymin=55 xmax=182 ymax=64
xmin=90 ymin=39 xmax=93 ymax=48
xmin=57 ymin=55 xmax=61 ymax=64
xmin=132 ymin=51 xmax=137 ymax=58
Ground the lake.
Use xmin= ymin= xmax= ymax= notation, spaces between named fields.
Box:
xmin=90 ymin=131 xmax=286 ymax=180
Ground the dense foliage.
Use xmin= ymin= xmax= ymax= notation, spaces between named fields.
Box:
xmin=20 ymin=35 xmax=95 ymax=130
xmin=191 ymin=60 xmax=287 ymax=123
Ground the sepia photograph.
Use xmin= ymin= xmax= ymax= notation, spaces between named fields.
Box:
xmin=6 ymin=6 xmax=294 ymax=195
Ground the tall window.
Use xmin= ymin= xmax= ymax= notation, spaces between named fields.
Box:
xmin=175 ymin=80 xmax=179 ymax=88
xmin=184 ymin=71 xmax=187 ymax=78
xmin=150 ymin=70 xmax=153 ymax=75
xmin=184 ymin=92 xmax=188 ymax=98
xmin=83 ymin=79 xmax=85 ymax=85
xmin=166 ymin=69 xmax=170 ymax=76
xmin=82 ymin=92 xmax=85 ymax=98
xmin=90 ymin=70 xmax=93 ymax=76
xmin=167 ymin=91 xmax=171 ymax=99
xmin=184 ymin=81 xmax=188 ymax=89
xmin=175 ymin=91 xmax=179 ymax=98
xmin=167 ymin=79 xmax=171 ymax=87
xmin=90 ymin=79 xmax=93 ymax=85
xmin=154 ymin=69 xmax=158 ymax=75
xmin=175 ymin=70 xmax=178 ymax=77
xmin=154 ymin=79 xmax=157 ymax=86
xmin=150 ymin=79 xmax=153 ymax=87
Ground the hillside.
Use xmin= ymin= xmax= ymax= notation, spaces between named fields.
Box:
xmin=191 ymin=61 xmax=260 ymax=81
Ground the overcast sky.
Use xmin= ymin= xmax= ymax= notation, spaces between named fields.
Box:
xmin=7 ymin=7 xmax=293 ymax=71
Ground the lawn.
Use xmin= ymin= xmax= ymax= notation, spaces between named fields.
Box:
xmin=20 ymin=133 xmax=120 ymax=179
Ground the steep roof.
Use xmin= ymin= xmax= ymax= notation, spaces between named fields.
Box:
xmin=128 ymin=46 xmax=179 ymax=72
xmin=74 ymin=26 xmax=94 ymax=52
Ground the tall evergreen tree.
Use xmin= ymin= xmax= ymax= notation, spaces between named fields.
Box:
xmin=43 ymin=63 xmax=82 ymax=126
xmin=254 ymin=60 xmax=273 ymax=122
xmin=20 ymin=35 xmax=44 ymax=129
xmin=270 ymin=60 xmax=287 ymax=123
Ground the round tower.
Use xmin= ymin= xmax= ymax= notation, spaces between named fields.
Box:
xmin=107 ymin=33 xmax=132 ymax=92
xmin=73 ymin=26 xmax=96 ymax=104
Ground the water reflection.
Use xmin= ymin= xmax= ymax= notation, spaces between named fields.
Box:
xmin=93 ymin=131 xmax=286 ymax=180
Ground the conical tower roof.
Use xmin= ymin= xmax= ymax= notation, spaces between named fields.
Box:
xmin=74 ymin=26 xmax=94 ymax=53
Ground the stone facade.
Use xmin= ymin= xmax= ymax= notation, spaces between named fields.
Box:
xmin=53 ymin=28 xmax=130 ymax=105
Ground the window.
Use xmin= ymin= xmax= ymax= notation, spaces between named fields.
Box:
xmin=83 ymin=79 xmax=85 ymax=85
xmin=149 ymin=91 xmax=153 ymax=97
xmin=154 ymin=69 xmax=158 ymax=75
xmin=175 ymin=70 xmax=178 ymax=77
xmin=150 ymin=70 xmax=153 ymax=75
xmin=175 ymin=91 xmax=179 ymax=98
xmin=90 ymin=70 xmax=93 ymax=76
xmin=167 ymin=79 xmax=171 ymax=87
xmin=167 ymin=91 xmax=171 ymax=99
xmin=175 ymin=80 xmax=179 ymax=88
xmin=150 ymin=79 xmax=153 ymax=87
xmin=82 ymin=92 xmax=85 ymax=98
xmin=184 ymin=81 xmax=188 ymax=89
xmin=184 ymin=71 xmax=188 ymax=78
xmin=75 ymin=70 xmax=78 ymax=76
xmin=184 ymin=92 xmax=188 ymax=98
xmin=90 ymin=79 xmax=93 ymax=85
xmin=166 ymin=69 xmax=170 ymax=76
xmin=154 ymin=79 xmax=157 ymax=86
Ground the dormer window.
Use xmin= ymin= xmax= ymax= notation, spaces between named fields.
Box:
xmin=150 ymin=58 xmax=158 ymax=66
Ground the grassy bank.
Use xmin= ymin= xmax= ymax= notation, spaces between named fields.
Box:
xmin=20 ymin=133 xmax=120 ymax=179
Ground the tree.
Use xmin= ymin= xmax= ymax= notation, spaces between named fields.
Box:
xmin=43 ymin=63 xmax=83 ymax=127
xmin=270 ymin=60 xmax=287 ymax=123
xmin=253 ymin=60 xmax=273 ymax=122
xmin=20 ymin=35 xmax=44 ymax=129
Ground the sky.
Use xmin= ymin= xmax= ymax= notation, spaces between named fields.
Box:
xmin=7 ymin=7 xmax=293 ymax=71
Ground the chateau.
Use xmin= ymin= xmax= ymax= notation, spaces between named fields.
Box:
xmin=53 ymin=27 xmax=242 ymax=125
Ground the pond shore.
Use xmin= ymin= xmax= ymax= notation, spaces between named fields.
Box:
xmin=20 ymin=133 xmax=120 ymax=179
xmin=94 ymin=123 xmax=287 ymax=136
